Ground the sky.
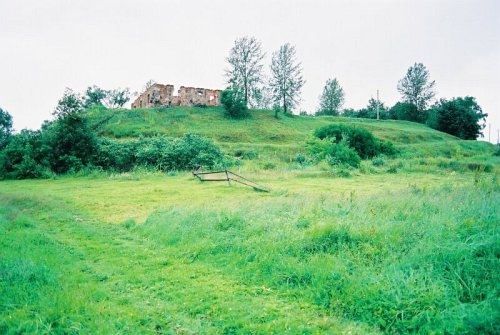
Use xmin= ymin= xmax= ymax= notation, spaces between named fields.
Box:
xmin=1 ymin=0 xmax=499 ymax=142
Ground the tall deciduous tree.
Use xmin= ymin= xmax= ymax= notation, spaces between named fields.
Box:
xmin=317 ymin=78 xmax=345 ymax=115
xmin=269 ymin=43 xmax=305 ymax=115
xmin=397 ymin=62 xmax=436 ymax=115
xmin=225 ymin=36 xmax=265 ymax=108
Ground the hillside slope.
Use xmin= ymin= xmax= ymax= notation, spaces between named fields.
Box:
xmin=88 ymin=106 xmax=496 ymax=162
xmin=89 ymin=106 xmax=456 ymax=143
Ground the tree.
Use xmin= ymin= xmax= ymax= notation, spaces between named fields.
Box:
xmin=317 ymin=78 xmax=345 ymax=115
xmin=220 ymin=88 xmax=249 ymax=118
xmin=0 ymin=107 xmax=13 ymax=149
xmin=84 ymin=85 xmax=108 ymax=108
xmin=105 ymin=88 xmax=131 ymax=108
xmin=49 ymin=88 xmax=97 ymax=173
xmin=389 ymin=101 xmax=420 ymax=122
xmin=53 ymin=88 xmax=84 ymax=118
xmin=357 ymin=98 xmax=389 ymax=119
xmin=397 ymin=62 xmax=436 ymax=118
xmin=430 ymin=97 xmax=487 ymax=140
xmin=341 ymin=108 xmax=358 ymax=118
xmin=0 ymin=129 xmax=48 ymax=179
xmin=269 ymin=43 xmax=305 ymax=116
xmin=225 ymin=36 xmax=265 ymax=108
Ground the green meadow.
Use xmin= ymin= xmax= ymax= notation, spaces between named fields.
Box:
xmin=1 ymin=107 xmax=499 ymax=334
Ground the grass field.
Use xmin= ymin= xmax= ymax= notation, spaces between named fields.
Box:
xmin=1 ymin=107 xmax=499 ymax=334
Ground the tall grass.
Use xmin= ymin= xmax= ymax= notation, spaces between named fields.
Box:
xmin=138 ymin=175 xmax=499 ymax=333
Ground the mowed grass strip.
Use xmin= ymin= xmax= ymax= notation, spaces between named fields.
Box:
xmin=0 ymin=195 xmax=374 ymax=334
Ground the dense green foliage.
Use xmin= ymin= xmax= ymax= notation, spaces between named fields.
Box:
xmin=428 ymin=97 xmax=487 ymax=140
xmin=220 ymin=88 xmax=249 ymax=118
xmin=314 ymin=124 xmax=398 ymax=159
xmin=349 ymin=98 xmax=390 ymax=120
xmin=47 ymin=113 xmax=98 ymax=174
xmin=0 ymin=129 xmax=223 ymax=179
xmin=389 ymin=101 xmax=422 ymax=122
xmin=0 ymin=107 xmax=13 ymax=149
xmin=84 ymin=85 xmax=107 ymax=108
xmin=325 ymin=140 xmax=361 ymax=168
xmin=133 ymin=134 xmax=224 ymax=171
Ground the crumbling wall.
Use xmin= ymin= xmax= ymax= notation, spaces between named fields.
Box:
xmin=131 ymin=83 xmax=221 ymax=109
xmin=131 ymin=84 xmax=175 ymax=109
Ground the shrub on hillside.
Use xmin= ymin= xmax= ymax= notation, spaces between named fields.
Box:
xmin=94 ymin=138 xmax=138 ymax=172
xmin=135 ymin=134 xmax=223 ymax=171
xmin=221 ymin=88 xmax=249 ymax=118
xmin=325 ymin=140 xmax=361 ymax=168
xmin=313 ymin=124 xmax=398 ymax=159
xmin=389 ymin=101 xmax=424 ymax=123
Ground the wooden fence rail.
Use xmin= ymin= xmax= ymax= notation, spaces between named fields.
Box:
xmin=192 ymin=167 xmax=269 ymax=192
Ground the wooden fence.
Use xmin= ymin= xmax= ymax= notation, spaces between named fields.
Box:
xmin=192 ymin=167 xmax=269 ymax=192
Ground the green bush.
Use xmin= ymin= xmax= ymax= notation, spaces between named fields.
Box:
xmin=94 ymin=138 xmax=137 ymax=172
xmin=314 ymin=124 xmax=397 ymax=159
xmin=494 ymin=146 xmax=500 ymax=157
xmin=135 ymin=134 xmax=223 ymax=171
xmin=221 ymin=88 xmax=249 ymax=118
xmin=0 ymin=130 xmax=49 ymax=179
xmin=1 ymin=128 xmax=223 ymax=178
xmin=308 ymin=124 xmax=398 ymax=166
xmin=372 ymin=158 xmax=386 ymax=167
xmin=44 ymin=113 xmax=98 ymax=174
xmin=325 ymin=141 xmax=361 ymax=168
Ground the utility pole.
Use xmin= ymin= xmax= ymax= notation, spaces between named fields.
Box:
xmin=376 ymin=90 xmax=380 ymax=120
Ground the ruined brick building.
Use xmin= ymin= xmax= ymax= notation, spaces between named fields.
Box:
xmin=131 ymin=83 xmax=221 ymax=109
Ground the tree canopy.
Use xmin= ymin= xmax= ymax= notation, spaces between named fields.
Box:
xmin=269 ymin=43 xmax=305 ymax=115
xmin=397 ymin=62 xmax=436 ymax=116
xmin=225 ymin=36 xmax=265 ymax=108
xmin=0 ymin=107 xmax=13 ymax=149
xmin=317 ymin=78 xmax=345 ymax=116
xmin=429 ymin=97 xmax=487 ymax=140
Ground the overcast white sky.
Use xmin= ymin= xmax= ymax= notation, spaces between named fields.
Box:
xmin=1 ymin=0 xmax=499 ymax=142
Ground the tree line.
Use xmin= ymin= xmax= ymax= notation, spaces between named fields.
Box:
xmin=222 ymin=36 xmax=488 ymax=140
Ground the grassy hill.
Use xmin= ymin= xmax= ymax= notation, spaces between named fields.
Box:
xmin=1 ymin=106 xmax=498 ymax=334
xmin=88 ymin=106 xmax=497 ymax=171
xmin=89 ymin=106 xmax=457 ymax=144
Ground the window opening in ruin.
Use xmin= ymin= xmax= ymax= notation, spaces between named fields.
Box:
xmin=209 ymin=95 xmax=215 ymax=101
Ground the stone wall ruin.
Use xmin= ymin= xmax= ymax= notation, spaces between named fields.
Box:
xmin=131 ymin=83 xmax=221 ymax=109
